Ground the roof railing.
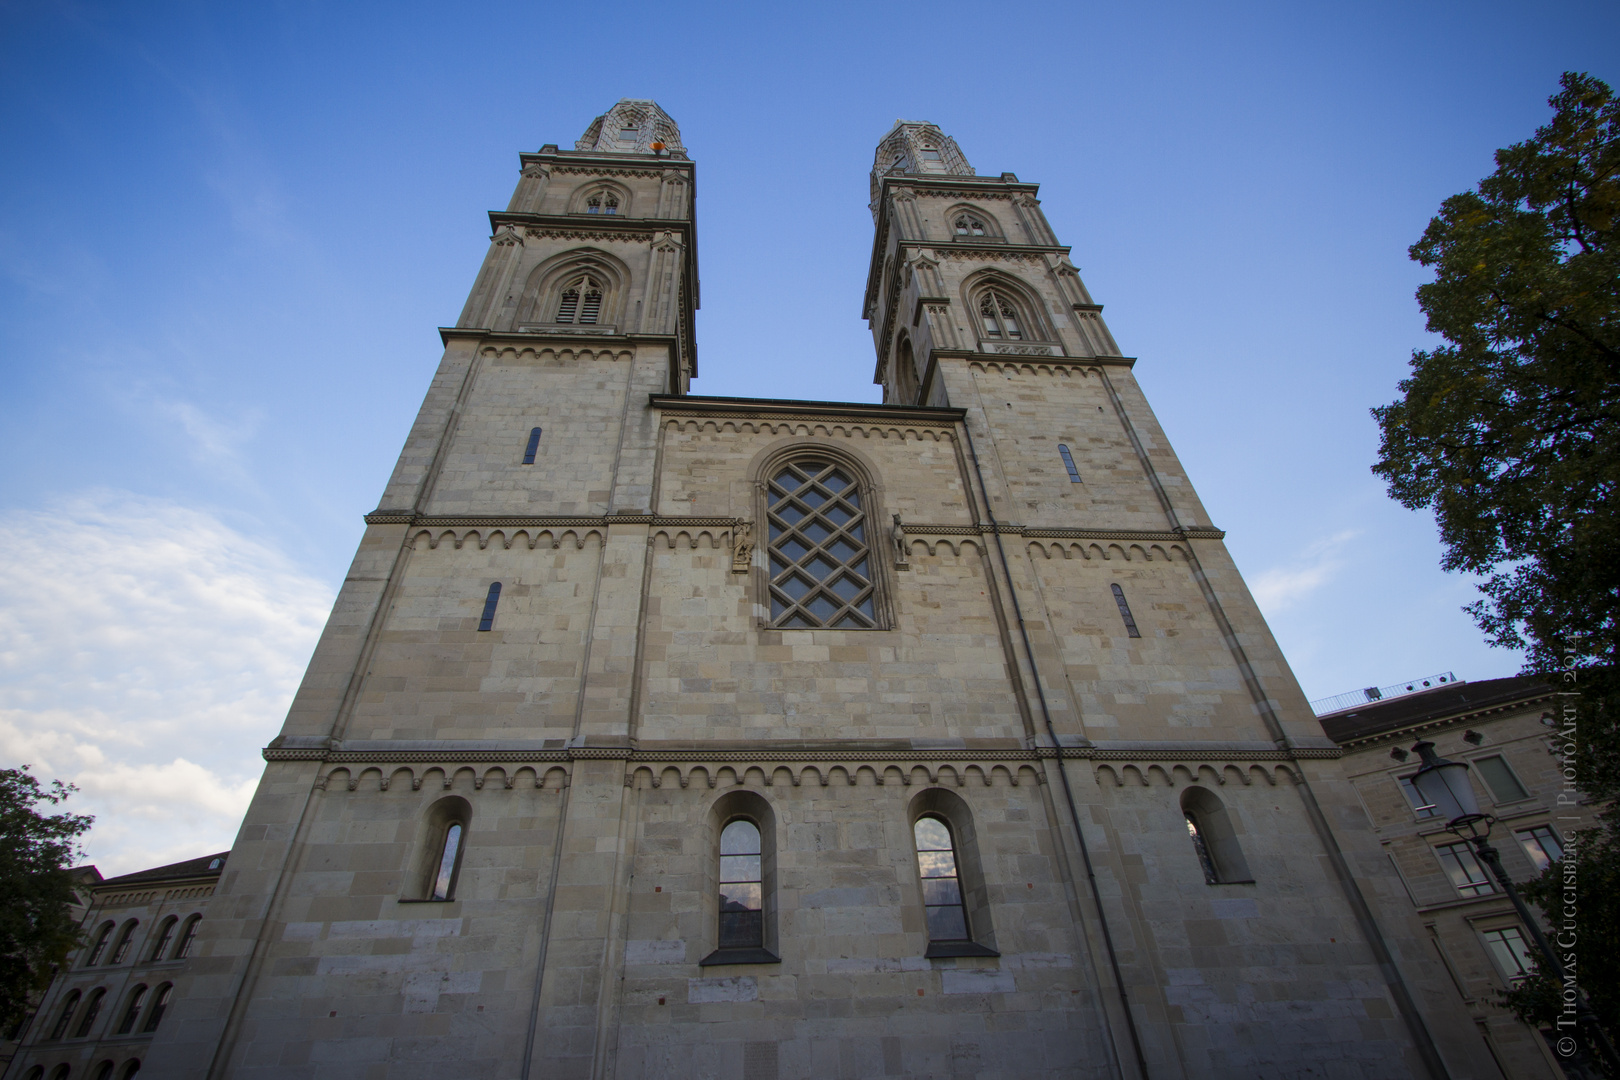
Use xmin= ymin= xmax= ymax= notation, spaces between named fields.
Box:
xmin=1310 ymin=672 xmax=1460 ymax=717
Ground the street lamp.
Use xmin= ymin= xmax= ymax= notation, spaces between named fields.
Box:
xmin=1410 ymin=741 xmax=1616 ymax=1077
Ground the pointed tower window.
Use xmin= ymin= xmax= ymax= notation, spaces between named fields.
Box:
xmin=766 ymin=459 xmax=878 ymax=628
xmin=523 ymin=426 xmax=543 ymax=464
xmin=1058 ymin=444 xmax=1082 ymax=482
xmin=1111 ymin=583 xmax=1141 ymax=638
xmin=557 ymin=286 xmax=580 ymax=321
xmin=954 ymin=216 xmax=985 ymax=237
xmin=918 ymin=146 xmax=943 ymax=170
xmin=617 ymin=127 xmax=639 ymax=146
xmin=978 ymin=291 xmax=1022 ymax=339
xmin=477 ymin=582 xmax=502 ymax=632
xmin=603 ymin=194 xmax=618 ymax=215
xmin=586 ymin=195 xmax=601 ymax=214
xmin=555 ymin=276 xmax=603 ymax=324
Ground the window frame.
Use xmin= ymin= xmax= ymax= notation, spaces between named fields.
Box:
xmin=408 ymin=796 xmax=472 ymax=903
xmin=1435 ymin=840 xmax=1495 ymax=897
xmin=85 ymin=921 xmax=115 ymax=966
xmin=147 ymin=917 xmax=178 ymax=963
xmin=1180 ymin=787 xmax=1255 ymax=885
xmin=108 ymin=921 xmax=138 ymax=965
xmin=699 ymin=790 xmax=780 ymax=966
xmin=907 ymin=788 xmax=998 ymax=958
xmin=1471 ymin=754 xmax=1530 ymax=804
xmin=140 ymin=984 xmax=172 ymax=1033
xmin=115 ymin=985 xmax=148 ymax=1035
xmin=173 ymin=915 xmax=201 ymax=959
xmin=48 ymin=990 xmax=81 ymax=1040
xmin=73 ymin=988 xmax=106 ymax=1038
xmin=756 ymin=449 xmax=891 ymax=631
xmin=1479 ymin=925 xmax=1536 ymax=986
xmin=1515 ymin=824 xmax=1564 ymax=874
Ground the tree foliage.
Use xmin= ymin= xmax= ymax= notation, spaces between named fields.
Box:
xmin=0 ymin=767 xmax=94 ymax=1033
xmin=1373 ymin=70 xmax=1620 ymax=1051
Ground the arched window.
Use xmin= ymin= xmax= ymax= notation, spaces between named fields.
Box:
xmin=173 ymin=916 xmax=201 ymax=959
xmin=914 ymin=817 xmax=968 ymax=942
xmin=147 ymin=917 xmax=177 ymax=962
xmin=429 ymin=823 xmax=465 ymax=901
xmin=1110 ymin=583 xmax=1140 ymax=638
xmin=477 ymin=582 xmax=502 ymax=632
xmin=85 ymin=922 xmax=115 ymax=965
xmin=977 ymin=290 xmax=1022 ymax=339
xmin=140 ymin=985 xmax=172 ymax=1033
xmin=1181 ymin=788 xmax=1254 ymax=884
xmin=115 ymin=986 xmax=147 ymax=1035
xmin=954 ymin=215 xmax=986 ymax=237
xmin=74 ymin=988 xmax=106 ymax=1037
xmin=908 ymin=790 xmax=998 ymax=958
xmin=1058 ymin=444 xmax=1082 ymax=483
xmin=92 ymin=1064 xmax=114 ymax=1080
xmin=119 ymin=1063 xmax=140 ymax=1080
xmin=555 ymin=275 xmax=603 ymax=324
xmin=413 ymin=797 xmax=472 ymax=902
xmin=718 ymin=819 xmax=762 ymax=950
xmin=24 ymin=1066 xmax=43 ymax=1080
xmin=108 ymin=921 xmax=138 ymax=964
xmin=48 ymin=990 xmax=81 ymax=1040
xmin=522 ymin=426 xmax=542 ymax=465
xmin=48 ymin=1067 xmax=70 ymax=1080
xmin=765 ymin=458 xmax=877 ymax=628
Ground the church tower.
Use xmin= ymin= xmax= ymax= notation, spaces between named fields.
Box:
xmin=137 ymin=107 xmax=1498 ymax=1080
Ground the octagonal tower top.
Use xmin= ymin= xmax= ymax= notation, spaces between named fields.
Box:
xmin=869 ymin=120 xmax=973 ymax=213
xmin=576 ymin=99 xmax=687 ymax=159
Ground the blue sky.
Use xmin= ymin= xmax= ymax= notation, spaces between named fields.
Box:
xmin=2 ymin=0 xmax=1614 ymax=873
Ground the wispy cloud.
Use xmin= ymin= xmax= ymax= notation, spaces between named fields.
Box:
xmin=0 ymin=492 xmax=332 ymax=876
xmin=1250 ymin=529 xmax=1360 ymax=613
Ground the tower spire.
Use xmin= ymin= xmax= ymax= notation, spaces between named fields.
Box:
xmin=575 ymin=99 xmax=687 ymax=158
xmin=868 ymin=120 xmax=973 ymax=217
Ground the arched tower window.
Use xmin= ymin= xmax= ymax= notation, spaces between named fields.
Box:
xmin=477 ymin=582 xmax=502 ymax=632
xmin=93 ymin=1064 xmax=114 ymax=1080
xmin=1058 ymin=444 xmax=1082 ymax=483
xmin=954 ymin=215 xmax=986 ymax=237
xmin=74 ymin=988 xmax=106 ymax=1037
xmin=555 ymin=275 xmax=604 ymax=324
xmin=718 ymin=819 xmax=762 ymax=950
xmin=585 ymin=193 xmax=620 ymax=214
xmin=1181 ymin=788 xmax=1254 ymax=884
xmin=978 ymin=290 xmax=1022 ymax=339
xmin=914 ymin=816 xmax=968 ymax=942
xmin=765 ymin=458 xmax=877 ymax=628
xmin=413 ymin=797 xmax=472 ymax=902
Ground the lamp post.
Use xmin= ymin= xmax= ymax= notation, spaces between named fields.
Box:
xmin=1410 ymin=741 xmax=1616 ymax=1077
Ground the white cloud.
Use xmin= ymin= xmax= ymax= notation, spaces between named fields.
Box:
xmin=0 ymin=492 xmax=333 ymax=876
xmin=1250 ymin=529 xmax=1360 ymax=613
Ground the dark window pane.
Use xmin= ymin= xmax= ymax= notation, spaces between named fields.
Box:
xmin=855 ymin=598 xmax=875 ymax=619
xmin=801 ymin=489 xmax=827 ymax=508
xmin=922 ymin=877 xmax=963 ymax=906
xmin=1475 ymin=756 xmax=1528 ymax=802
xmin=781 ymin=613 xmax=814 ymax=628
xmin=917 ymin=850 xmax=957 ymax=878
xmin=804 ymin=521 xmax=832 ymax=544
xmin=780 ymin=538 xmax=810 ymax=562
xmin=719 ymin=855 xmax=761 ymax=883
xmin=830 ymin=576 xmax=864 ymax=602
xmin=778 ymin=576 xmax=812 ymax=601
xmin=720 ymin=883 xmax=762 ymax=911
xmin=719 ymin=910 xmax=763 ymax=949
xmin=925 ymin=905 xmax=968 ymax=941
xmin=807 ymin=594 xmax=839 ymax=621
xmin=778 ymin=504 xmax=805 ymax=525
xmin=808 ymin=556 xmax=838 ymax=580
xmin=825 ymin=505 xmax=853 ymax=526
xmin=829 ymin=539 xmax=860 ymax=562
xmin=771 ymin=598 xmax=789 ymax=620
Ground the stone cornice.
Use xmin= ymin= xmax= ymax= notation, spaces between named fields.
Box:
xmin=650 ymin=394 xmax=965 ymax=427
xmin=436 ymin=327 xmax=679 ymax=349
xmin=899 ymin=523 xmax=1224 ymax=541
xmin=1330 ymin=690 xmax=1561 ymax=751
xmin=487 ymin=211 xmax=694 ymax=237
xmin=265 ymin=743 xmax=1335 ymax=765
xmin=364 ymin=511 xmax=741 ymax=528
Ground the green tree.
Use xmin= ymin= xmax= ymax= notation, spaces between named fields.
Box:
xmin=1372 ymin=70 xmax=1619 ymax=1051
xmin=0 ymin=767 xmax=94 ymax=1033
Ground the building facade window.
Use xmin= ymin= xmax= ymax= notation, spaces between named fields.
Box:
xmin=913 ymin=816 xmax=969 ymax=943
xmin=119 ymin=1062 xmax=141 ymax=1080
xmin=1516 ymin=825 xmax=1563 ymax=873
xmin=85 ymin=922 xmax=115 ymax=966
xmin=48 ymin=990 xmax=81 ymax=1040
xmin=1181 ymin=787 xmax=1253 ymax=884
xmin=93 ymin=1064 xmax=114 ymax=1080
xmin=585 ymin=193 xmax=620 ymax=214
xmin=1058 ymin=444 xmax=1082 ymax=482
xmin=147 ymin=918 xmax=177 ymax=962
xmin=115 ymin=986 xmax=147 ymax=1035
xmin=73 ymin=989 xmax=105 ymax=1038
xmin=174 ymin=916 xmax=200 ymax=959
xmin=141 ymin=985 xmax=172 ymax=1033
xmin=1481 ymin=926 xmax=1535 ymax=983
xmin=108 ymin=922 xmax=138 ymax=964
xmin=718 ymin=819 xmax=763 ymax=950
xmin=413 ymin=797 xmax=472 ymax=902
xmin=977 ymin=290 xmax=1022 ymax=339
xmin=477 ymin=582 xmax=502 ymax=632
xmin=1110 ymin=583 xmax=1141 ymax=638
xmin=522 ymin=426 xmax=543 ymax=465
xmin=954 ymin=215 xmax=986 ymax=236
xmin=555 ymin=275 xmax=603 ymax=324
xmin=1435 ymin=841 xmax=1494 ymax=896
xmin=429 ymin=823 xmax=465 ymax=901
xmin=1473 ymin=755 xmax=1529 ymax=803
xmin=765 ymin=458 xmax=877 ymax=629
xmin=1397 ymin=774 xmax=1440 ymax=819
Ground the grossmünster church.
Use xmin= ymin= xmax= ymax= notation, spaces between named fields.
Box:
xmin=143 ymin=101 xmax=1500 ymax=1079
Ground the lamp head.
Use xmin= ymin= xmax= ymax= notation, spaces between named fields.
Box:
xmin=1410 ymin=741 xmax=1486 ymax=829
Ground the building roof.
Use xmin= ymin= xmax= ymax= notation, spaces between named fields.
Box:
xmin=97 ymin=850 xmax=229 ymax=888
xmin=1318 ymin=674 xmax=1554 ymax=746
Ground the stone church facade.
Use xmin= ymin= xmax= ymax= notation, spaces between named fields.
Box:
xmin=140 ymin=102 xmax=1499 ymax=1079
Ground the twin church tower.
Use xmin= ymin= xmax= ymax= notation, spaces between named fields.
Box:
xmin=141 ymin=101 xmax=1494 ymax=1079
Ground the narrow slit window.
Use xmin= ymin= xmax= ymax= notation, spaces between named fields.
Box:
xmin=430 ymin=823 xmax=464 ymax=901
xmin=141 ymin=985 xmax=172 ymax=1033
xmin=914 ymin=816 xmax=969 ymax=942
xmin=174 ymin=916 xmax=200 ymax=959
xmin=74 ymin=989 xmax=105 ymax=1038
xmin=1110 ymin=583 xmax=1141 ymax=638
xmin=718 ymin=819 xmax=763 ymax=949
xmin=116 ymin=985 xmax=147 ymax=1035
xmin=522 ymin=426 xmax=542 ymax=464
xmin=1185 ymin=814 xmax=1220 ymax=884
xmin=477 ymin=582 xmax=502 ymax=632
xmin=1058 ymin=444 xmax=1082 ymax=482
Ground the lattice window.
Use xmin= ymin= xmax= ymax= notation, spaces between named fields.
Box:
xmin=766 ymin=460 xmax=877 ymax=628
xmin=555 ymin=276 xmax=603 ymax=324
xmin=954 ymin=215 xmax=986 ymax=236
xmin=978 ymin=290 xmax=1022 ymax=339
